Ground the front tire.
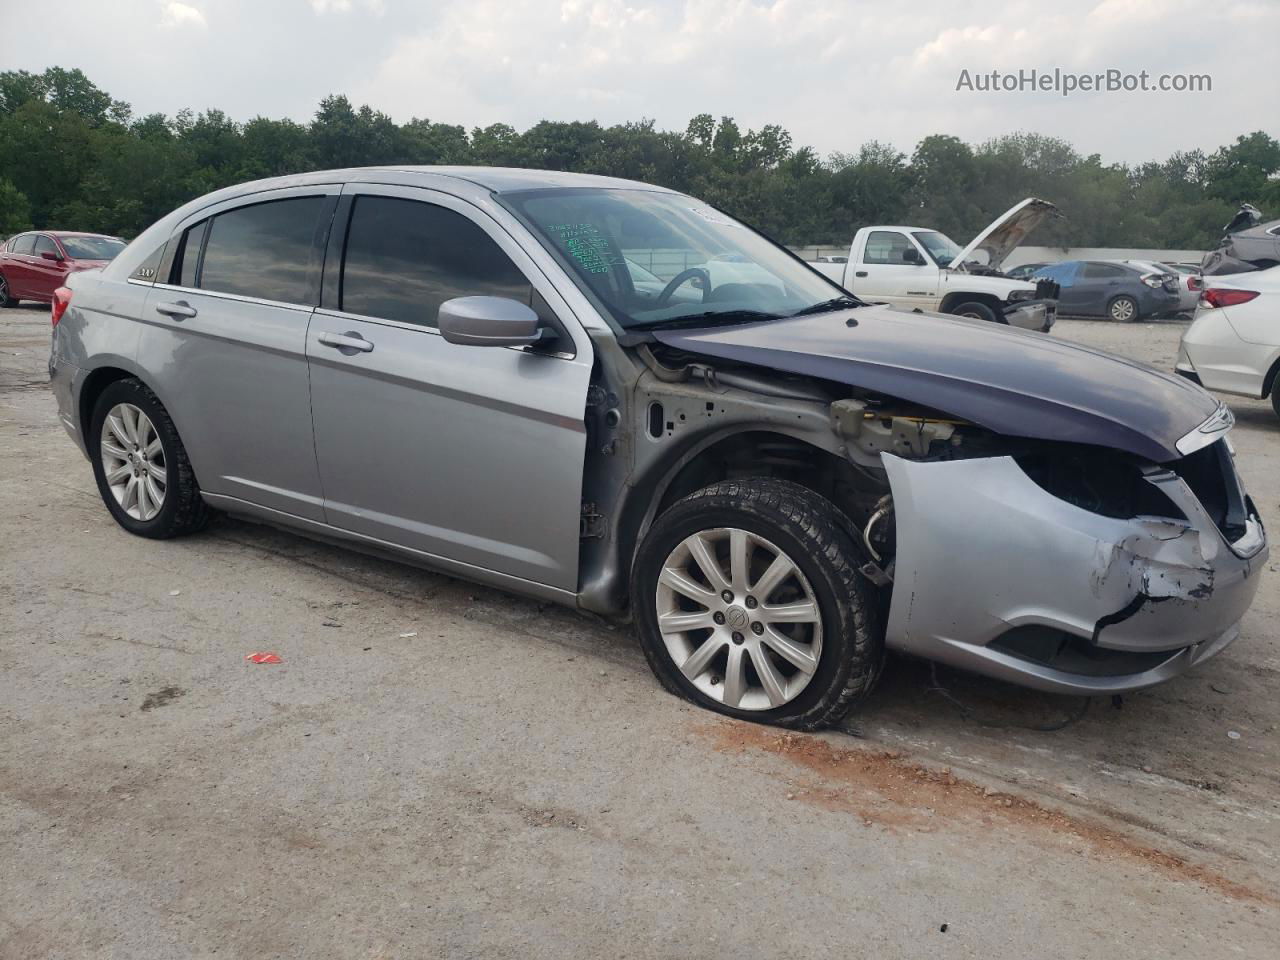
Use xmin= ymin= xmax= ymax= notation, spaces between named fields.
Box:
xmin=632 ymin=479 xmax=882 ymax=730
xmin=90 ymin=378 xmax=210 ymax=538
xmin=1108 ymin=295 xmax=1139 ymax=322
xmin=949 ymin=301 xmax=999 ymax=323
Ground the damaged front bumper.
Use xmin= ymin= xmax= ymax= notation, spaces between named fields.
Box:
xmin=1004 ymin=298 xmax=1055 ymax=333
xmin=882 ymin=452 xmax=1266 ymax=695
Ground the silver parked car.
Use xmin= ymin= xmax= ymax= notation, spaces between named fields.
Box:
xmin=50 ymin=168 xmax=1267 ymax=729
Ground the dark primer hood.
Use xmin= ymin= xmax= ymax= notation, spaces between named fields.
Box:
xmin=652 ymin=306 xmax=1219 ymax=463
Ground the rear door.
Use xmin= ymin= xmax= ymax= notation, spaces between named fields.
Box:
xmin=306 ymin=184 xmax=593 ymax=592
xmin=1069 ymin=262 xmax=1128 ymax=316
xmin=136 ymin=186 xmax=339 ymax=520
xmin=853 ymin=230 xmax=935 ymax=309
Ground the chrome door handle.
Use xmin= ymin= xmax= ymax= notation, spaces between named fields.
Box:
xmin=318 ymin=331 xmax=374 ymax=353
xmin=155 ymin=300 xmax=197 ymax=319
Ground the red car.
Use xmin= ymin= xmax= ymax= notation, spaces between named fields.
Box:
xmin=0 ymin=231 xmax=127 ymax=307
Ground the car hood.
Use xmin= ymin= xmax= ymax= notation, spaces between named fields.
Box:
xmin=652 ymin=305 xmax=1219 ymax=463
xmin=950 ymin=197 xmax=1057 ymax=271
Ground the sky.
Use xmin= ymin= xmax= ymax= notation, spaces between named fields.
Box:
xmin=2 ymin=0 xmax=1277 ymax=165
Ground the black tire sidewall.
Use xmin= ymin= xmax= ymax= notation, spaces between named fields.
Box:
xmin=632 ymin=485 xmax=873 ymax=727
xmin=951 ymin=301 xmax=998 ymax=323
xmin=89 ymin=380 xmax=188 ymax=537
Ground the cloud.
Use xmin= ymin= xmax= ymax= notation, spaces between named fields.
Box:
xmin=308 ymin=0 xmax=385 ymax=14
xmin=160 ymin=1 xmax=206 ymax=28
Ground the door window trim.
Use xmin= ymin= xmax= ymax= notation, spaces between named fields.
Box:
xmin=319 ymin=183 xmax=588 ymax=360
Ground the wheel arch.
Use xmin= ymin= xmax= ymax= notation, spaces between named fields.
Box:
xmin=1261 ymin=353 xmax=1280 ymax=400
xmin=616 ymin=428 xmax=876 ymax=599
xmin=939 ymin=291 xmax=1003 ymax=316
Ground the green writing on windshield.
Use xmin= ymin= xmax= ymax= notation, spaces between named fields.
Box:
xmin=548 ymin=222 xmax=618 ymax=275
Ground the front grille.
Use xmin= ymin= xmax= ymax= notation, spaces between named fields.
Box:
xmin=1035 ymin=278 xmax=1060 ymax=300
xmin=1171 ymin=439 xmax=1249 ymax=542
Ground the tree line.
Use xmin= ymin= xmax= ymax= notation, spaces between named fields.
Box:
xmin=2 ymin=67 xmax=1278 ymax=250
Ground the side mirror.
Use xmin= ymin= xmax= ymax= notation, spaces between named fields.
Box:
xmin=438 ymin=296 xmax=544 ymax=347
xmin=41 ymin=251 xmax=64 ymax=262
xmin=901 ymin=247 xmax=922 ymax=265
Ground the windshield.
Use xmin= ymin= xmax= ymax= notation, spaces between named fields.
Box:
xmin=499 ymin=188 xmax=847 ymax=330
xmin=912 ymin=230 xmax=964 ymax=267
xmin=60 ymin=236 xmax=125 ymax=260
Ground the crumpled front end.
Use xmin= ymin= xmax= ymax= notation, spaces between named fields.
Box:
xmin=882 ymin=442 xmax=1266 ymax=694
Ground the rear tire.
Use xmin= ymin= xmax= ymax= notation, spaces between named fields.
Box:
xmin=90 ymin=378 xmax=210 ymax=539
xmin=1108 ymin=295 xmax=1139 ymax=323
xmin=1271 ymin=383 xmax=1280 ymax=421
xmin=632 ymin=478 xmax=882 ymax=730
xmin=0 ymin=273 xmax=17 ymax=308
xmin=949 ymin=301 xmax=999 ymax=323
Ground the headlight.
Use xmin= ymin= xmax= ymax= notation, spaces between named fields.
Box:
xmin=1007 ymin=288 xmax=1035 ymax=302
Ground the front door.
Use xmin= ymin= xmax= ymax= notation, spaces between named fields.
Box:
xmin=854 ymin=230 xmax=936 ymax=309
xmin=28 ymin=235 xmax=67 ymax=300
xmin=306 ymin=186 xmax=593 ymax=591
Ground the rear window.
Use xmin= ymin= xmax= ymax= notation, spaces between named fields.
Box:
xmin=198 ymin=197 xmax=324 ymax=304
xmin=339 ymin=195 xmax=531 ymax=327
xmin=61 ymin=236 xmax=126 ymax=260
xmin=1082 ymin=262 xmax=1129 ymax=279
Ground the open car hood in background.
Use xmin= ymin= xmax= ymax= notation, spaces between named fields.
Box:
xmin=652 ymin=305 xmax=1218 ymax=463
xmin=949 ymin=197 xmax=1057 ymax=271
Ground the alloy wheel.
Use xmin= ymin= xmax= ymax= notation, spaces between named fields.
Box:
xmin=655 ymin=527 xmax=822 ymax=711
xmin=1110 ymin=298 xmax=1136 ymax=322
xmin=100 ymin=403 xmax=167 ymax=521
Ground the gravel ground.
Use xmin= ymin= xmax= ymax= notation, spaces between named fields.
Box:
xmin=1 ymin=307 xmax=1277 ymax=959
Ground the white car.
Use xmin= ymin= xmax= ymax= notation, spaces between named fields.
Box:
xmin=1176 ymin=265 xmax=1280 ymax=417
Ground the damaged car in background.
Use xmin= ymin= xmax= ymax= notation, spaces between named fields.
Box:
xmin=1202 ymin=203 xmax=1280 ymax=276
xmin=50 ymin=168 xmax=1267 ymax=730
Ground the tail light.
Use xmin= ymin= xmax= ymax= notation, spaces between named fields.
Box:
xmin=1201 ymin=287 xmax=1259 ymax=309
xmin=51 ymin=286 xmax=72 ymax=327
xmin=1188 ymin=276 xmax=1203 ymax=292
xmin=1140 ymin=274 xmax=1162 ymax=288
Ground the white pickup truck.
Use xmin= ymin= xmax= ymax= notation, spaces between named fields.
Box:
xmin=809 ymin=198 xmax=1059 ymax=332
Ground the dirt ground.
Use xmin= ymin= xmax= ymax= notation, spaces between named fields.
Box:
xmin=1 ymin=306 xmax=1277 ymax=959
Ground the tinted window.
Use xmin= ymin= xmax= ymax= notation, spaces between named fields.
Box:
xmin=199 ymin=197 xmax=324 ymax=303
xmin=1082 ymin=262 xmax=1129 ymax=280
xmin=864 ymin=231 xmax=916 ymax=265
xmin=341 ymin=196 xmax=531 ymax=327
xmin=13 ymin=235 xmax=35 ymax=255
xmin=61 ymin=236 xmax=126 ymax=260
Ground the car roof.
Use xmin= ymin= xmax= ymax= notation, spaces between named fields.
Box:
xmin=348 ymin=165 xmax=674 ymax=195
